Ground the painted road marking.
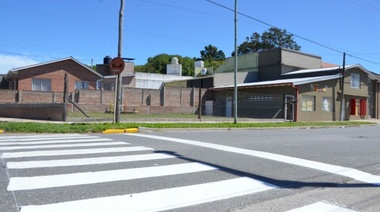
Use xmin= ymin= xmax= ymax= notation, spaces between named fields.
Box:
xmin=1 ymin=146 xmax=153 ymax=158
xmin=0 ymin=134 xmax=87 ymax=141
xmin=0 ymin=138 xmax=116 ymax=146
xmin=7 ymin=153 xmax=176 ymax=169
xmin=0 ymin=141 xmax=127 ymax=150
xmin=7 ymin=162 xmax=216 ymax=191
xmin=287 ymin=201 xmax=357 ymax=212
xmin=128 ymin=134 xmax=380 ymax=186
xmin=20 ymin=177 xmax=276 ymax=212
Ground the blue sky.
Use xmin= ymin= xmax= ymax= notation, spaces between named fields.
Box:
xmin=1 ymin=0 xmax=380 ymax=74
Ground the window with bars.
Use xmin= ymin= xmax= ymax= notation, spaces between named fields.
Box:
xmin=32 ymin=78 xmax=51 ymax=91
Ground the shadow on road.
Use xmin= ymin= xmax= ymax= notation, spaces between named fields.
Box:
xmin=154 ymin=150 xmax=379 ymax=189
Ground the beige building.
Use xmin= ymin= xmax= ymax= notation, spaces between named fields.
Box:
xmin=210 ymin=49 xmax=380 ymax=121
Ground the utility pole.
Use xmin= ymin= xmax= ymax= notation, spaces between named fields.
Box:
xmin=339 ymin=52 xmax=346 ymax=121
xmin=114 ymin=0 xmax=124 ymax=123
xmin=233 ymin=0 xmax=238 ymax=123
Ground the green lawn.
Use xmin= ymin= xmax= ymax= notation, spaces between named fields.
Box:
xmin=0 ymin=119 xmax=375 ymax=133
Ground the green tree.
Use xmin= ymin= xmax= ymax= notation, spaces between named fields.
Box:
xmin=200 ymin=45 xmax=226 ymax=62
xmin=199 ymin=45 xmax=226 ymax=71
xmin=235 ymin=27 xmax=301 ymax=56
xmin=180 ymin=56 xmax=195 ymax=76
xmin=135 ymin=54 xmax=195 ymax=76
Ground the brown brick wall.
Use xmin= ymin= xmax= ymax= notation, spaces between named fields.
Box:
xmin=0 ymin=90 xmax=18 ymax=103
xmin=0 ymin=103 xmax=65 ymax=121
xmin=20 ymin=91 xmax=55 ymax=103
xmin=123 ymin=88 xmax=143 ymax=105
xmin=77 ymin=90 xmax=102 ymax=104
xmin=0 ymin=90 xmax=68 ymax=103
xmin=0 ymin=86 xmax=204 ymax=117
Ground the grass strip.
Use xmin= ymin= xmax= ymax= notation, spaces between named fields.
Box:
xmin=0 ymin=121 xmax=375 ymax=134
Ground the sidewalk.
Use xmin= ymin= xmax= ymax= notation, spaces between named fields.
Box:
xmin=0 ymin=117 xmax=379 ymax=124
xmin=0 ymin=117 xmax=67 ymax=124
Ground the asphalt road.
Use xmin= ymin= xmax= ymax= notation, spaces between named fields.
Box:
xmin=1 ymin=125 xmax=380 ymax=212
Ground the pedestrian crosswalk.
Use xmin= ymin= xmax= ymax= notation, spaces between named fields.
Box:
xmin=0 ymin=134 xmax=357 ymax=212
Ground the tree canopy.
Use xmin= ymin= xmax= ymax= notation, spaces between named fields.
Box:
xmin=235 ymin=27 xmax=301 ymax=56
xmin=200 ymin=45 xmax=226 ymax=71
xmin=134 ymin=45 xmax=226 ymax=77
xmin=134 ymin=54 xmax=195 ymax=76
xmin=200 ymin=45 xmax=226 ymax=62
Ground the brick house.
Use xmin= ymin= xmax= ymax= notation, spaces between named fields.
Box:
xmin=4 ymin=57 xmax=103 ymax=93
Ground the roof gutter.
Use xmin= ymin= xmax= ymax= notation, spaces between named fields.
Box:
xmin=210 ymin=82 xmax=293 ymax=91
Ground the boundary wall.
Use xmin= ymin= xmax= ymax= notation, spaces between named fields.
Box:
xmin=0 ymin=87 xmax=210 ymax=119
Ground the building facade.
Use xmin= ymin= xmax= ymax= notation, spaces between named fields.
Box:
xmin=4 ymin=57 xmax=103 ymax=93
xmin=210 ymin=49 xmax=380 ymax=121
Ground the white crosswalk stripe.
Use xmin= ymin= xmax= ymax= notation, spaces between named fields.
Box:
xmin=0 ymin=137 xmax=116 ymax=146
xmin=0 ymin=134 xmax=100 ymax=141
xmin=20 ymin=177 xmax=276 ymax=212
xmin=0 ymin=134 xmax=358 ymax=212
xmin=0 ymin=141 xmax=127 ymax=150
xmin=287 ymin=202 xmax=357 ymax=212
xmin=2 ymin=146 xmax=152 ymax=158
xmin=6 ymin=153 xmax=176 ymax=169
xmin=8 ymin=162 xmax=217 ymax=191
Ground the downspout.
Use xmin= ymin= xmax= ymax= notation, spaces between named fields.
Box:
xmin=96 ymin=78 xmax=104 ymax=90
xmin=377 ymin=81 xmax=380 ymax=119
xmin=295 ymin=86 xmax=299 ymax=122
xmin=292 ymin=84 xmax=298 ymax=122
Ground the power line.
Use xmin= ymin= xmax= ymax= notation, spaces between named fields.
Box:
xmin=347 ymin=54 xmax=380 ymax=66
xmin=0 ymin=4 xmax=116 ymax=29
xmin=206 ymin=0 xmax=343 ymax=54
xmin=348 ymin=0 xmax=380 ymax=14
xmin=206 ymin=0 xmax=380 ymax=67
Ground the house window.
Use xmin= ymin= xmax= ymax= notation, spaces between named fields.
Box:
xmin=301 ymin=95 xmax=315 ymax=111
xmin=322 ymin=97 xmax=332 ymax=112
xmin=75 ymin=81 xmax=89 ymax=90
xmin=351 ymin=73 xmax=360 ymax=89
xmin=32 ymin=78 xmax=51 ymax=91
xmin=248 ymin=95 xmax=273 ymax=101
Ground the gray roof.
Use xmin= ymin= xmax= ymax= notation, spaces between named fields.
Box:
xmin=281 ymin=66 xmax=340 ymax=75
xmin=212 ymin=74 xmax=341 ymax=90
xmin=212 ymin=63 xmax=380 ymax=91
xmin=5 ymin=57 xmax=103 ymax=79
xmin=282 ymin=64 xmax=378 ymax=80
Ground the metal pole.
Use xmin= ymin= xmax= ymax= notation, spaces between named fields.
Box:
xmin=339 ymin=52 xmax=346 ymax=121
xmin=198 ymin=88 xmax=202 ymax=121
xmin=62 ymin=73 xmax=68 ymax=122
xmin=233 ymin=0 xmax=238 ymax=123
xmin=114 ymin=0 xmax=124 ymax=123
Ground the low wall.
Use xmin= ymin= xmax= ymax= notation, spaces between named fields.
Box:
xmin=0 ymin=103 xmax=65 ymax=121
xmin=0 ymin=87 xmax=210 ymax=120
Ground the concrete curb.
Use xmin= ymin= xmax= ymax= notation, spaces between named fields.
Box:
xmin=102 ymin=128 xmax=139 ymax=134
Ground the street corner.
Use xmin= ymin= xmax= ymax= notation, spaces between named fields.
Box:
xmin=102 ymin=128 xmax=139 ymax=134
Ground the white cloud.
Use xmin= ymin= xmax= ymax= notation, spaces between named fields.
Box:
xmin=0 ymin=54 xmax=39 ymax=74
